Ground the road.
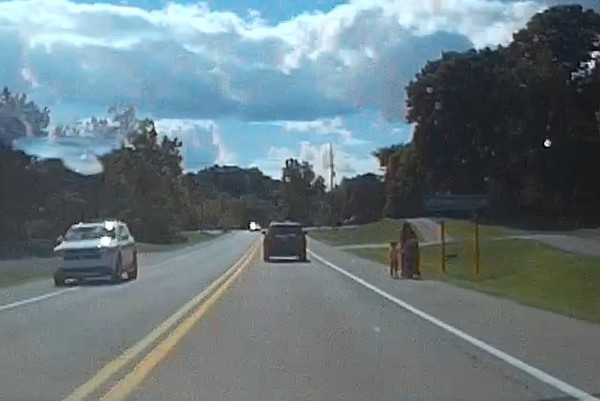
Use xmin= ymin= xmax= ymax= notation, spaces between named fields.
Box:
xmin=0 ymin=232 xmax=255 ymax=401
xmin=508 ymin=233 xmax=600 ymax=257
xmin=1 ymin=232 xmax=598 ymax=401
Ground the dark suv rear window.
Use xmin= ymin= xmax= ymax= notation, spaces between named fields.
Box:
xmin=269 ymin=225 xmax=302 ymax=235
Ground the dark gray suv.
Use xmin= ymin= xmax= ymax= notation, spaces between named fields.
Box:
xmin=262 ymin=221 xmax=307 ymax=262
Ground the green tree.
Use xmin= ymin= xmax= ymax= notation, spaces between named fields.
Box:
xmin=0 ymin=87 xmax=50 ymax=144
xmin=99 ymin=119 xmax=188 ymax=242
xmin=402 ymin=4 xmax=600 ymax=219
xmin=280 ymin=158 xmax=326 ymax=225
xmin=374 ymin=144 xmax=423 ymax=218
xmin=333 ymin=173 xmax=384 ymax=224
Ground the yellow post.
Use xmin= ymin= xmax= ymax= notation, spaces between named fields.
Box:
xmin=474 ymin=218 xmax=480 ymax=275
xmin=440 ymin=220 xmax=446 ymax=274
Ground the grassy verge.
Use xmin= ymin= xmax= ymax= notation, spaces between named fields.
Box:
xmin=350 ymin=228 xmax=600 ymax=323
xmin=0 ymin=239 xmax=56 ymax=260
xmin=0 ymin=257 xmax=59 ymax=288
xmin=309 ymin=219 xmax=423 ymax=245
xmin=0 ymin=267 xmax=56 ymax=288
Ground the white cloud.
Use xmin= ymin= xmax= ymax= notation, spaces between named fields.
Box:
xmin=10 ymin=117 xmax=232 ymax=175
xmin=0 ymin=0 xmax=549 ymax=123
xmin=281 ymin=117 xmax=350 ymax=136
xmin=13 ymin=135 xmax=117 ymax=175
xmin=250 ymin=141 xmax=379 ymax=185
xmin=155 ymin=119 xmax=237 ymax=170
xmin=342 ymin=136 xmax=370 ymax=146
xmin=261 ymin=116 xmax=371 ymax=146
xmin=209 ymin=124 xmax=238 ymax=165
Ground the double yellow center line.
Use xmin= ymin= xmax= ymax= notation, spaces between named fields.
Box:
xmin=61 ymin=241 xmax=261 ymax=401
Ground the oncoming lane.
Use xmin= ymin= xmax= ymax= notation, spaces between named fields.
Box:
xmin=0 ymin=232 xmax=232 ymax=311
xmin=122 ymin=251 xmax=563 ymax=401
xmin=0 ymin=231 xmax=257 ymax=401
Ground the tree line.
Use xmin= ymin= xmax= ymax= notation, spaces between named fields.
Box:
xmin=4 ymin=4 xmax=596 ymax=249
xmin=0 ymin=89 xmax=384 ymax=247
xmin=375 ymin=4 xmax=600 ymax=223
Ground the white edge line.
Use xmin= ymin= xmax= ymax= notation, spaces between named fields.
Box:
xmin=309 ymin=250 xmax=599 ymax=401
xmin=0 ymin=288 xmax=78 ymax=312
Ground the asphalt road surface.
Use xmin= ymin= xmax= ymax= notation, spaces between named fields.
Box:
xmin=120 ymin=252 xmax=581 ymax=401
xmin=0 ymin=232 xmax=255 ymax=401
xmin=1 ymin=232 xmax=597 ymax=401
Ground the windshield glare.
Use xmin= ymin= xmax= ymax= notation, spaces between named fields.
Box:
xmin=64 ymin=226 xmax=116 ymax=241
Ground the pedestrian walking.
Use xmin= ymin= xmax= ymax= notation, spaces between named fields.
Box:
xmin=400 ymin=222 xmax=421 ymax=279
xmin=404 ymin=228 xmax=421 ymax=279
xmin=399 ymin=222 xmax=411 ymax=278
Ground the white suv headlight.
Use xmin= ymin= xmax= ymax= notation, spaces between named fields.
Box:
xmin=99 ymin=236 xmax=113 ymax=247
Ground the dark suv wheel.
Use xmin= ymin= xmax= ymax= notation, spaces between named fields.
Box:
xmin=111 ymin=254 xmax=124 ymax=283
xmin=129 ymin=251 xmax=138 ymax=280
xmin=53 ymin=271 xmax=65 ymax=287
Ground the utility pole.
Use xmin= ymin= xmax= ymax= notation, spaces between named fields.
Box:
xmin=329 ymin=142 xmax=335 ymax=190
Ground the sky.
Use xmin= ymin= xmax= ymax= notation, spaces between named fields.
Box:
xmin=1 ymin=0 xmax=596 ymax=182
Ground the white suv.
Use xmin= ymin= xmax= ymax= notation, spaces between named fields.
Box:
xmin=53 ymin=220 xmax=138 ymax=286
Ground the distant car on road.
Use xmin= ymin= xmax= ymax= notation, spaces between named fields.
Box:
xmin=53 ymin=219 xmax=138 ymax=286
xmin=249 ymin=221 xmax=261 ymax=231
xmin=343 ymin=216 xmax=358 ymax=226
xmin=262 ymin=221 xmax=307 ymax=262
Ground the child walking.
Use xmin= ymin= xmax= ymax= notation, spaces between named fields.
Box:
xmin=388 ymin=241 xmax=400 ymax=278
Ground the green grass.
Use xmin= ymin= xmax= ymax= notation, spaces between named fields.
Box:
xmin=309 ymin=219 xmax=423 ymax=245
xmin=0 ymin=256 xmax=59 ymax=288
xmin=351 ymin=238 xmax=600 ymax=324
xmin=0 ymin=239 xmax=55 ymax=260
xmin=0 ymin=268 xmax=55 ymax=288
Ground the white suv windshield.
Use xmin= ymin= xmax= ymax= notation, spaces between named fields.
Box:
xmin=64 ymin=226 xmax=117 ymax=241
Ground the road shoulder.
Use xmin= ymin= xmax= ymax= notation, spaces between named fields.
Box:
xmin=308 ymin=238 xmax=600 ymax=396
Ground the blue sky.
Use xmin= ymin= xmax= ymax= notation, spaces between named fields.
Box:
xmin=2 ymin=0 xmax=591 ymax=181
